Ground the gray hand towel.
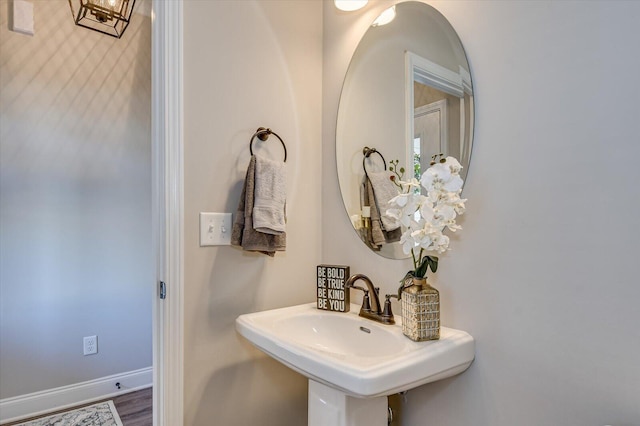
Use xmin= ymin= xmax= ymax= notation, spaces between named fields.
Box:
xmin=368 ymin=170 xmax=401 ymax=232
xmin=361 ymin=177 xmax=401 ymax=249
xmin=231 ymin=156 xmax=286 ymax=256
xmin=253 ymin=155 xmax=286 ymax=235
xmin=366 ymin=177 xmax=387 ymax=248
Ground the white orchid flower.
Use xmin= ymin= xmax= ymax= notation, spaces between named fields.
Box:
xmin=389 ymin=189 xmax=421 ymax=208
xmin=420 ymin=162 xmax=463 ymax=193
xmin=443 ymin=174 xmax=463 ymax=192
xmin=384 ymin=207 xmax=403 ymax=228
xmin=435 ymin=204 xmax=456 ymax=221
xmin=410 ymin=227 xmax=433 ymax=250
xmin=389 ymin=192 xmax=409 ymax=208
xmin=400 ymin=231 xmax=417 ymax=254
xmin=420 ymin=163 xmax=451 ymax=190
xmin=399 ymin=178 xmax=421 ymax=189
xmin=399 ymin=213 xmax=415 ymax=229
xmin=433 ymin=234 xmax=450 ymax=253
xmin=446 ymin=223 xmax=462 ymax=232
xmin=445 ymin=156 xmax=463 ymax=174
xmin=440 ymin=192 xmax=467 ymax=214
xmin=384 ymin=156 xmax=466 ymax=274
xmin=419 ymin=201 xmax=435 ymax=223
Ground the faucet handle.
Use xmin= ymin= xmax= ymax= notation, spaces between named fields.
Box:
xmin=382 ymin=294 xmax=399 ymax=322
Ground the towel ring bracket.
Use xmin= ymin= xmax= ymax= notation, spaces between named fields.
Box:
xmin=250 ymin=127 xmax=287 ymax=162
xmin=362 ymin=147 xmax=387 ymax=179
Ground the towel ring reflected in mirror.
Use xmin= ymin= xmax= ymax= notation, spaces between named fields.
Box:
xmin=249 ymin=127 xmax=287 ymax=162
xmin=362 ymin=147 xmax=387 ymax=180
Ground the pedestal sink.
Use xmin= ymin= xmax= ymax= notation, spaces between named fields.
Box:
xmin=236 ymin=303 xmax=474 ymax=426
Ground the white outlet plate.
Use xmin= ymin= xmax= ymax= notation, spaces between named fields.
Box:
xmin=83 ymin=335 xmax=98 ymax=356
xmin=199 ymin=212 xmax=232 ymax=246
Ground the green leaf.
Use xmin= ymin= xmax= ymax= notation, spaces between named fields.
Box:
xmin=428 ymin=256 xmax=439 ymax=273
xmin=398 ymin=271 xmax=413 ymax=299
xmin=415 ymin=256 xmax=430 ymax=278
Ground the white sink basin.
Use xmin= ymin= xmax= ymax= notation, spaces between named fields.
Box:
xmin=236 ymin=303 xmax=475 ymax=398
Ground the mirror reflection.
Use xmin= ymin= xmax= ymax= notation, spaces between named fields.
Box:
xmin=336 ymin=1 xmax=474 ymax=259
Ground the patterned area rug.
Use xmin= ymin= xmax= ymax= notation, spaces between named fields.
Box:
xmin=15 ymin=401 xmax=123 ymax=426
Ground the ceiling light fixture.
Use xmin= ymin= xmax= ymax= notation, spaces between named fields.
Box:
xmin=68 ymin=0 xmax=136 ymax=38
xmin=372 ymin=5 xmax=396 ymax=27
xmin=334 ymin=0 xmax=368 ymax=12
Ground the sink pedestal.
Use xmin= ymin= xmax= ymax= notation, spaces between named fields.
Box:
xmin=308 ymin=381 xmax=387 ymax=426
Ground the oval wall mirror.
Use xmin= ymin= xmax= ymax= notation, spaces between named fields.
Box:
xmin=336 ymin=1 xmax=474 ymax=259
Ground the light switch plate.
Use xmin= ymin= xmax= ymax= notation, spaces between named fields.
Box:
xmin=200 ymin=212 xmax=232 ymax=246
xmin=12 ymin=0 xmax=35 ymax=36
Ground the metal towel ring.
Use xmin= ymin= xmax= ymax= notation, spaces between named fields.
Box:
xmin=362 ymin=146 xmax=386 ymax=179
xmin=249 ymin=127 xmax=287 ymax=162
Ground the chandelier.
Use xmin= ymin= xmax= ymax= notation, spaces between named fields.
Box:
xmin=68 ymin=0 xmax=136 ymax=38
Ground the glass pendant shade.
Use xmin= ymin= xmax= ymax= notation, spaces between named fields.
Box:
xmin=68 ymin=0 xmax=136 ymax=38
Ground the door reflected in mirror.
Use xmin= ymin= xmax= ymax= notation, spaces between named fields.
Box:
xmin=336 ymin=1 xmax=474 ymax=259
xmin=407 ymin=51 xmax=473 ymax=190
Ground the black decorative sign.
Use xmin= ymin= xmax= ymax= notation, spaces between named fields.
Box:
xmin=317 ymin=265 xmax=350 ymax=312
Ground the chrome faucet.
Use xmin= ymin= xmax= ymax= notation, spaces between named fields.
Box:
xmin=345 ymin=274 xmax=396 ymax=325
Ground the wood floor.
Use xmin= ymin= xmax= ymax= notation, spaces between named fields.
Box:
xmin=6 ymin=387 xmax=152 ymax=426
xmin=111 ymin=387 xmax=152 ymax=426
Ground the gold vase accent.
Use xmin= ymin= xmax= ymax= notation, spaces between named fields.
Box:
xmin=401 ymin=277 xmax=440 ymax=341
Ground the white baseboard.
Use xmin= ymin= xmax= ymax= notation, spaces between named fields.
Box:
xmin=0 ymin=367 xmax=152 ymax=424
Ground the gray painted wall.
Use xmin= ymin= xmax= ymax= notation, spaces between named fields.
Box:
xmin=0 ymin=0 xmax=152 ymax=399
xmin=323 ymin=1 xmax=640 ymax=425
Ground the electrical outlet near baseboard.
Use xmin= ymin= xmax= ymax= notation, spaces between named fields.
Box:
xmin=83 ymin=335 xmax=98 ymax=355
